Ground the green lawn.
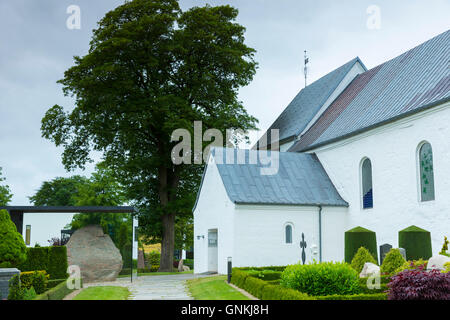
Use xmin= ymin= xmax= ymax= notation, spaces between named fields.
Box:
xmin=186 ymin=276 xmax=250 ymax=300
xmin=73 ymin=286 xmax=131 ymax=300
xmin=118 ymin=270 xmax=194 ymax=278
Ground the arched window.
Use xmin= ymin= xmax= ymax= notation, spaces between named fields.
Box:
xmin=285 ymin=224 xmax=292 ymax=244
xmin=361 ymin=158 xmax=373 ymax=209
xmin=418 ymin=142 xmax=435 ymax=201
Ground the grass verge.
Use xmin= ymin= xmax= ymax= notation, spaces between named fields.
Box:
xmin=72 ymin=286 xmax=131 ymax=300
xmin=186 ymin=275 xmax=250 ymax=300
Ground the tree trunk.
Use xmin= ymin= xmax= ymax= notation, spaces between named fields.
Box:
xmin=159 ymin=212 xmax=175 ymax=271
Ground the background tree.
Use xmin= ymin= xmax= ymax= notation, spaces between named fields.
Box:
xmin=41 ymin=0 xmax=258 ymax=271
xmin=0 ymin=209 xmax=27 ymax=268
xmin=29 ymin=163 xmax=131 ymax=248
xmin=29 ymin=175 xmax=88 ymax=206
xmin=0 ymin=167 xmax=13 ymax=206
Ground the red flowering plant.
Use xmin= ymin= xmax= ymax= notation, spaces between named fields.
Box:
xmin=387 ymin=266 xmax=450 ymax=300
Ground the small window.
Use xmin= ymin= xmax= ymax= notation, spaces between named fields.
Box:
xmin=25 ymin=225 xmax=31 ymax=245
xmin=361 ymin=158 xmax=373 ymax=209
xmin=285 ymin=224 xmax=292 ymax=244
xmin=419 ymin=142 xmax=435 ymax=201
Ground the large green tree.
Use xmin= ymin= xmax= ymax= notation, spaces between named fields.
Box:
xmin=41 ymin=0 xmax=258 ymax=271
xmin=0 ymin=167 xmax=13 ymax=206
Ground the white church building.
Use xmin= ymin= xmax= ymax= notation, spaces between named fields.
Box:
xmin=193 ymin=30 xmax=450 ymax=274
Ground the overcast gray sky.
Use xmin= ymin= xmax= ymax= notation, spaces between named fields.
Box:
xmin=0 ymin=0 xmax=449 ymax=204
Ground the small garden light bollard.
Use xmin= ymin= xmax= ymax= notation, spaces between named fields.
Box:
xmin=227 ymin=257 xmax=232 ymax=283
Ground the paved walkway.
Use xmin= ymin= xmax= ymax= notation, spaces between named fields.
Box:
xmin=76 ymin=273 xmax=213 ymax=300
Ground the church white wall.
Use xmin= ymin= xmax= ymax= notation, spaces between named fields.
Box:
xmin=313 ymin=102 xmax=450 ymax=259
xmin=193 ymin=159 xmax=235 ymax=274
xmin=233 ymin=205 xmax=321 ymax=267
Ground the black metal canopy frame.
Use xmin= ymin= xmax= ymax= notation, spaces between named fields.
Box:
xmin=0 ymin=206 xmax=136 ymax=282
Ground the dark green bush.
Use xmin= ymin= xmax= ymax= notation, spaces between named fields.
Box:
xmin=398 ymin=226 xmax=432 ymax=260
xmin=261 ymin=284 xmax=313 ymax=300
xmin=47 ymin=246 xmax=68 ymax=279
xmin=231 ymin=269 xmax=249 ymax=288
xmin=8 ymin=274 xmax=24 ymax=300
xmin=351 ymin=247 xmax=378 ymax=273
xmin=280 ymin=261 xmax=361 ymax=296
xmin=380 ymin=249 xmax=406 ymax=275
xmin=148 ymin=251 xmax=161 ymax=266
xmin=345 ymin=226 xmax=378 ymax=263
xmin=0 ymin=209 xmax=27 ymax=268
xmin=243 ymin=276 xmax=267 ymax=299
xmin=184 ymin=259 xmax=194 ymax=269
xmin=20 ymin=271 xmax=49 ymax=294
xmin=18 ymin=246 xmax=68 ymax=280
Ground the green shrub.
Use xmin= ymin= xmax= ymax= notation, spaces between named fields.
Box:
xmin=345 ymin=226 xmax=378 ymax=263
xmin=18 ymin=247 xmax=49 ymax=273
xmin=443 ymin=262 xmax=450 ymax=273
xmin=315 ymin=293 xmax=387 ymax=300
xmin=184 ymin=259 xmax=194 ymax=269
xmin=351 ymin=247 xmax=378 ymax=273
xmin=238 ymin=266 xmax=286 ymax=272
xmin=394 ymin=258 xmax=428 ymax=274
xmin=231 ymin=269 xmax=249 ymax=288
xmin=380 ymin=249 xmax=406 ymax=275
xmin=8 ymin=274 xmax=24 ymax=300
xmin=439 ymin=236 xmax=448 ymax=255
xmin=22 ymin=287 xmax=37 ymax=300
xmin=261 ymin=284 xmax=314 ymax=300
xmin=0 ymin=209 xmax=27 ymax=268
xmin=148 ymin=251 xmax=161 ymax=266
xmin=398 ymin=225 xmax=432 ymax=260
xmin=243 ymin=276 xmax=267 ymax=299
xmin=47 ymin=246 xmax=68 ymax=279
xmin=20 ymin=271 xmax=49 ymax=294
xmin=280 ymin=261 xmax=361 ymax=296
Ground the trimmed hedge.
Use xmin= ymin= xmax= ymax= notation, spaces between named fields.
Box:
xmin=398 ymin=226 xmax=432 ymax=260
xmin=18 ymin=246 xmax=68 ymax=279
xmin=261 ymin=284 xmax=313 ymax=300
xmin=243 ymin=276 xmax=268 ymax=298
xmin=345 ymin=226 xmax=378 ymax=263
xmin=47 ymin=279 xmax=67 ymax=289
xmin=34 ymin=278 xmax=82 ymax=300
xmin=245 ymin=269 xmax=282 ymax=281
xmin=231 ymin=268 xmax=249 ymax=288
xmin=47 ymin=246 xmax=68 ymax=279
xmin=315 ymin=293 xmax=387 ymax=300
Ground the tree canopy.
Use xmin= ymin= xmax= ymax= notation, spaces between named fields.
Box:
xmin=0 ymin=167 xmax=13 ymax=206
xmin=41 ymin=0 xmax=258 ymax=270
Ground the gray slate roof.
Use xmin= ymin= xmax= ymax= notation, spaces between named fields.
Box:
xmin=256 ymin=57 xmax=366 ymax=148
xmin=291 ymin=29 xmax=450 ymax=152
xmin=209 ymin=148 xmax=348 ymax=206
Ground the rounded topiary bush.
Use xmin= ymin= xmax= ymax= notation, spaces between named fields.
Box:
xmin=380 ymin=248 xmax=406 ymax=275
xmin=0 ymin=209 xmax=27 ymax=268
xmin=345 ymin=226 xmax=378 ymax=263
xmin=351 ymin=247 xmax=378 ymax=274
xmin=280 ymin=261 xmax=361 ymax=296
xmin=398 ymin=225 xmax=432 ymax=260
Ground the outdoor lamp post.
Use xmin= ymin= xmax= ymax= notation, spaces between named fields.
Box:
xmin=227 ymin=257 xmax=232 ymax=283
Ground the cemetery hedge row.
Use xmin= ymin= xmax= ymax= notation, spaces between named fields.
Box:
xmin=231 ymin=267 xmax=388 ymax=300
xmin=34 ymin=278 xmax=82 ymax=300
xmin=18 ymin=246 xmax=68 ymax=279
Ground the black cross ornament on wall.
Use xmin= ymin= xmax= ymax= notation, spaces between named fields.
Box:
xmin=300 ymin=233 xmax=307 ymax=265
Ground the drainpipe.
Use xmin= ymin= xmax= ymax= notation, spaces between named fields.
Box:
xmin=318 ymin=205 xmax=322 ymax=262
